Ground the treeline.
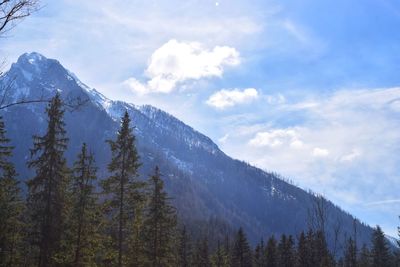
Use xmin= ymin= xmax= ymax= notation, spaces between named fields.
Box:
xmin=0 ymin=93 xmax=399 ymax=267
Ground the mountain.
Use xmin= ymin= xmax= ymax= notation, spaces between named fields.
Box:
xmin=0 ymin=52 xmax=374 ymax=249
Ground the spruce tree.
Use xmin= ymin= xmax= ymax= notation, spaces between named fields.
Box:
xmin=27 ymin=93 xmax=69 ymax=267
xmin=0 ymin=116 xmax=24 ymax=266
xmin=64 ymin=143 xmax=102 ymax=266
xmin=178 ymin=226 xmax=192 ymax=267
xmin=143 ymin=166 xmax=177 ymax=266
xmin=253 ymin=239 xmax=265 ymax=267
xmin=313 ymin=230 xmax=333 ymax=267
xmin=344 ymin=237 xmax=357 ymax=267
xmin=193 ymin=237 xmax=211 ymax=267
xmin=358 ymin=244 xmax=371 ymax=267
xmin=101 ymin=110 xmax=142 ymax=266
xmin=265 ymin=236 xmax=277 ymax=267
xmin=127 ymin=197 xmax=147 ymax=266
xmin=278 ymin=234 xmax=295 ymax=267
xmin=297 ymin=231 xmax=310 ymax=267
xmin=211 ymin=240 xmax=230 ymax=267
xmin=371 ymin=226 xmax=391 ymax=267
xmin=231 ymin=227 xmax=252 ymax=267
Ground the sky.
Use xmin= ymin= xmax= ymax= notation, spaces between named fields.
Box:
xmin=1 ymin=0 xmax=400 ymax=236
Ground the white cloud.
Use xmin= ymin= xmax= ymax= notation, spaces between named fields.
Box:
xmin=340 ymin=149 xmax=362 ymax=162
xmin=125 ymin=39 xmax=240 ymax=94
xmin=249 ymin=129 xmax=299 ymax=148
xmin=206 ymin=88 xmax=258 ymax=109
xmin=312 ymin=147 xmax=329 ymax=157
xmin=217 ymin=87 xmax=400 ymax=221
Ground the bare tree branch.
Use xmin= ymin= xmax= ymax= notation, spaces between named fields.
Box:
xmin=0 ymin=0 xmax=39 ymax=36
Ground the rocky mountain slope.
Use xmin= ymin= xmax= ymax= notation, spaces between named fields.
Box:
xmin=0 ymin=52 xmax=374 ymax=249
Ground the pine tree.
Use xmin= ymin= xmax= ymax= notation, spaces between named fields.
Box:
xmin=224 ymin=234 xmax=232 ymax=266
xmin=297 ymin=231 xmax=310 ymax=267
xmin=143 ymin=166 xmax=177 ymax=267
xmin=278 ymin=234 xmax=295 ymax=267
xmin=0 ymin=116 xmax=24 ymax=266
xmin=211 ymin=240 xmax=230 ymax=267
xmin=127 ymin=198 xmax=147 ymax=266
xmin=63 ymin=143 xmax=102 ymax=266
xmin=371 ymin=226 xmax=391 ymax=267
xmin=178 ymin=226 xmax=192 ymax=267
xmin=313 ymin=230 xmax=333 ymax=267
xmin=344 ymin=237 xmax=357 ymax=267
xmin=193 ymin=237 xmax=211 ymax=267
xmin=253 ymin=239 xmax=265 ymax=267
xmin=27 ymin=93 xmax=70 ymax=267
xmin=265 ymin=236 xmax=277 ymax=267
xmin=231 ymin=227 xmax=252 ymax=267
xmin=358 ymin=244 xmax=371 ymax=267
xmin=101 ymin=110 xmax=142 ymax=266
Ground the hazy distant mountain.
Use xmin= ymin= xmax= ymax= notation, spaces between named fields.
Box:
xmin=0 ymin=52 xmax=374 ymax=249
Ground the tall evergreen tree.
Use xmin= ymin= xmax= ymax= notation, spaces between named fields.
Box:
xmin=143 ymin=166 xmax=177 ymax=266
xmin=344 ymin=237 xmax=357 ymax=267
xmin=127 ymin=197 xmax=147 ymax=266
xmin=231 ymin=227 xmax=252 ymax=267
xmin=358 ymin=244 xmax=371 ymax=267
xmin=63 ymin=143 xmax=102 ymax=266
xmin=0 ymin=116 xmax=24 ymax=267
xmin=27 ymin=93 xmax=70 ymax=267
xmin=101 ymin=110 xmax=142 ymax=266
xmin=253 ymin=239 xmax=265 ymax=267
xmin=178 ymin=226 xmax=192 ymax=267
xmin=297 ymin=231 xmax=310 ymax=267
xmin=265 ymin=236 xmax=277 ymax=267
xmin=193 ymin=237 xmax=211 ymax=267
xmin=211 ymin=240 xmax=230 ymax=267
xmin=371 ymin=226 xmax=391 ymax=267
xmin=277 ymin=234 xmax=295 ymax=267
xmin=313 ymin=230 xmax=333 ymax=267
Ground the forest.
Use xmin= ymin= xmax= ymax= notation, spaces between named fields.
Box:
xmin=0 ymin=94 xmax=399 ymax=267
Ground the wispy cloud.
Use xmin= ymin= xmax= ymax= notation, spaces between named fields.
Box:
xmin=217 ymin=87 xmax=400 ymax=228
xmin=365 ymin=199 xmax=400 ymax=206
xmin=206 ymin=88 xmax=258 ymax=109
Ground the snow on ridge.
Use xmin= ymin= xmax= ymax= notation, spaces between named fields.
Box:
xmin=139 ymin=104 xmax=219 ymax=153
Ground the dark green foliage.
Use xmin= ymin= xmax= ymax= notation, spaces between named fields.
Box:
xmin=371 ymin=226 xmax=391 ymax=267
xmin=101 ymin=111 xmax=142 ymax=266
xmin=178 ymin=226 xmax=192 ymax=267
xmin=313 ymin=230 xmax=334 ymax=267
xmin=265 ymin=236 xmax=277 ymax=267
xmin=344 ymin=237 xmax=357 ymax=267
xmin=62 ymin=143 xmax=102 ymax=266
xmin=253 ymin=239 xmax=265 ymax=267
xmin=0 ymin=116 xmax=24 ymax=266
xmin=231 ymin=227 xmax=252 ymax=267
xmin=193 ymin=237 xmax=212 ymax=267
xmin=277 ymin=234 xmax=295 ymax=267
xmin=358 ymin=244 xmax=371 ymax=267
xmin=143 ymin=166 xmax=177 ymax=266
xmin=211 ymin=240 xmax=230 ymax=267
xmin=27 ymin=93 xmax=70 ymax=267
xmin=297 ymin=231 xmax=310 ymax=267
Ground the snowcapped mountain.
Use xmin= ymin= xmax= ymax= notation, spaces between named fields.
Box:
xmin=0 ymin=52 xmax=375 ymax=247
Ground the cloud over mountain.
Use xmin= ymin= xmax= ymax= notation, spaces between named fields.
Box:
xmin=124 ymin=39 xmax=240 ymax=94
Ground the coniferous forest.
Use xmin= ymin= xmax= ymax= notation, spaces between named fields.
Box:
xmin=1 ymin=1 xmax=400 ymax=267
xmin=0 ymin=93 xmax=399 ymax=267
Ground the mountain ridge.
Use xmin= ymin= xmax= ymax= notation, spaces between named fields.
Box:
xmin=0 ymin=52 xmax=375 ymax=249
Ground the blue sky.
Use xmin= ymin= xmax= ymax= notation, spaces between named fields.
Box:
xmin=1 ymin=0 xmax=400 ymax=236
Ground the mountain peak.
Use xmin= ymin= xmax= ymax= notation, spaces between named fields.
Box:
xmin=11 ymin=52 xmax=56 ymax=81
xmin=17 ymin=52 xmax=47 ymax=65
